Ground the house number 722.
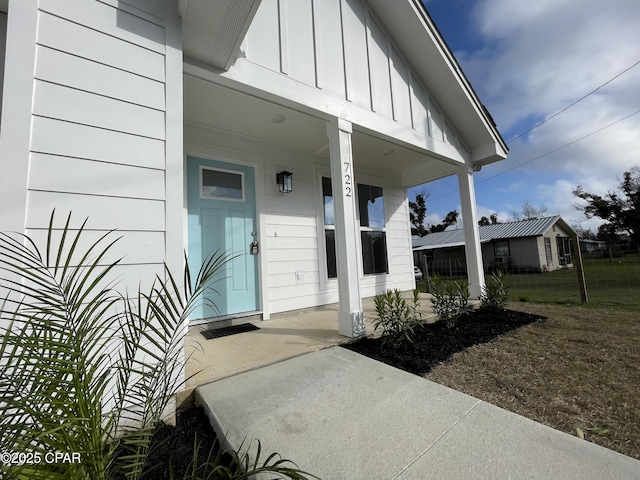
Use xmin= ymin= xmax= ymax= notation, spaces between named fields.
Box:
xmin=343 ymin=162 xmax=352 ymax=197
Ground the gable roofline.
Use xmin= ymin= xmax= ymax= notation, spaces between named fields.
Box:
xmin=413 ymin=216 xmax=576 ymax=250
xmin=412 ymin=1 xmax=507 ymax=148
xmin=366 ymin=0 xmax=508 ymax=166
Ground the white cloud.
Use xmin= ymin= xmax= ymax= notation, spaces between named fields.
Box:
xmin=453 ymin=0 xmax=640 ymax=226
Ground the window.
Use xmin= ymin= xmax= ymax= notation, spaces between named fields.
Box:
xmin=358 ymin=183 xmax=388 ymax=275
xmin=544 ymin=237 xmax=553 ymax=263
xmin=321 ymin=178 xmax=389 ymax=278
xmin=494 ymin=240 xmax=509 ymax=258
xmin=200 ymin=167 xmax=244 ymax=200
xmin=322 ymin=177 xmax=337 ymax=278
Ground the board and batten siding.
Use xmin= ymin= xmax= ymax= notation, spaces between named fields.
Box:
xmin=243 ymin=0 xmax=467 ymax=151
xmin=20 ymin=0 xmax=181 ymax=291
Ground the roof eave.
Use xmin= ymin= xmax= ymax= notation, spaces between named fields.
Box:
xmin=180 ymin=0 xmax=262 ymax=71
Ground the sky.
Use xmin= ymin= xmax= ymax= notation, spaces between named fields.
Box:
xmin=414 ymin=0 xmax=640 ymax=234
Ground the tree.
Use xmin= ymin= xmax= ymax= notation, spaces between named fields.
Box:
xmin=573 ymin=166 xmax=640 ymax=247
xmin=429 ymin=210 xmax=459 ymax=233
xmin=478 ymin=213 xmax=499 ymax=226
xmin=409 ymin=192 xmax=428 ymax=236
xmin=572 ymin=224 xmax=598 ymax=240
xmin=409 ymin=192 xmax=458 ymax=235
xmin=510 ymin=200 xmax=548 ymax=221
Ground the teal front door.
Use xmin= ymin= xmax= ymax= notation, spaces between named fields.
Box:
xmin=187 ymin=156 xmax=259 ymax=320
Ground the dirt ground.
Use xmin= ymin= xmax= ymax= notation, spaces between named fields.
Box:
xmin=425 ymin=302 xmax=640 ymax=460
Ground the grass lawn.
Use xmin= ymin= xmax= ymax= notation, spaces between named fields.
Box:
xmin=418 ymin=255 xmax=640 ymax=310
xmin=505 ymin=256 xmax=640 ymax=310
xmin=425 ymin=302 xmax=640 ymax=460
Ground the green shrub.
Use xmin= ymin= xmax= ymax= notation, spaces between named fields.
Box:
xmin=480 ymin=271 xmax=509 ymax=311
xmin=0 ymin=211 xmax=316 ymax=480
xmin=372 ymin=289 xmax=422 ymax=349
xmin=429 ymin=276 xmax=470 ymax=328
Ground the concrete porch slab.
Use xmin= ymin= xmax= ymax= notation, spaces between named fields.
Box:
xmin=196 ymin=347 xmax=640 ymax=480
xmin=184 ymin=293 xmax=436 ymax=392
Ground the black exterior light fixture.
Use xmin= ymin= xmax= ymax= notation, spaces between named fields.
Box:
xmin=276 ymin=170 xmax=293 ymax=193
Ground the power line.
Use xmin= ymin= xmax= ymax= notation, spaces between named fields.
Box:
xmin=479 ymin=109 xmax=640 ymax=185
xmin=506 ymin=59 xmax=640 ymax=144
xmin=428 ymin=109 xmax=640 ymax=201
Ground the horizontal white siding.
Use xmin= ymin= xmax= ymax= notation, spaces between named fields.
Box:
xmin=29 ymin=154 xmax=165 ymax=200
xmin=39 ymin=0 xmax=166 ymax=53
xmin=33 ymin=80 xmax=164 ymax=139
xmin=26 ymin=229 xmax=166 ymax=267
xmin=244 ymin=0 xmax=464 ymax=148
xmin=37 ymin=11 xmax=165 ymax=81
xmin=35 ymin=46 xmax=165 ymax=110
xmin=26 ymin=192 xmax=165 ymax=232
xmin=31 ymin=117 xmax=165 ymax=169
xmin=24 ymin=0 xmax=172 ymax=284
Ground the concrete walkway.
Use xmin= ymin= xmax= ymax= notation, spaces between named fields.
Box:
xmin=196 ymin=347 xmax=640 ymax=480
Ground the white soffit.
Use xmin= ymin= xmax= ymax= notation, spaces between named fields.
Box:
xmin=180 ymin=0 xmax=261 ymax=70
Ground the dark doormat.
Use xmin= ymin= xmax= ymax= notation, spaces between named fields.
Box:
xmin=201 ymin=323 xmax=260 ymax=340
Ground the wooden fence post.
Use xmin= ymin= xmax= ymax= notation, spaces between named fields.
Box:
xmin=572 ymin=234 xmax=589 ymax=303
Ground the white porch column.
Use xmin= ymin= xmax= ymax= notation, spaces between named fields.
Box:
xmin=326 ymin=118 xmax=365 ymax=338
xmin=457 ymin=165 xmax=485 ymax=298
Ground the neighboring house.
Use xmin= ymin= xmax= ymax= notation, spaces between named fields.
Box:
xmin=579 ymin=238 xmax=606 ymax=254
xmin=413 ymin=216 xmax=578 ymax=275
xmin=0 ymin=0 xmax=507 ymax=338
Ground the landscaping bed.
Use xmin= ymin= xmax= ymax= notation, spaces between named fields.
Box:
xmin=343 ymin=307 xmax=545 ymax=376
xmin=114 ymin=406 xmax=225 ymax=480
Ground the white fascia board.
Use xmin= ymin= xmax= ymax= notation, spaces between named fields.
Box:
xmin=471 ymin=142 xmax=507 ymax=167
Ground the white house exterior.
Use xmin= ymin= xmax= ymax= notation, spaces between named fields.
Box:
xmin=0 ymin=0 xmax=507 ymax=337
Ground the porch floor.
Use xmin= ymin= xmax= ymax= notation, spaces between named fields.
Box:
xmin=182 ymin=293 xmax=437 ymax=401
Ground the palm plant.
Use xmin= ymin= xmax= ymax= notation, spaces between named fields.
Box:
xmin=0 ymin=211 xmax=315 ymax=480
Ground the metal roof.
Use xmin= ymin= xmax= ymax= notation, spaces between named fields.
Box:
xmin=413 ymin=216 xmax=569 ymax=251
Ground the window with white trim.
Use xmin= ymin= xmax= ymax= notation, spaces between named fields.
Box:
xmin=322 ymin=178 xmax=389 ymax=277
xmin=358 ymin=183 xmax=388 ymax=275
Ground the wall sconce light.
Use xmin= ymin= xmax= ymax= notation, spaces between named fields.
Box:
xmin=276 ymin=171 xmax=293 ymax=193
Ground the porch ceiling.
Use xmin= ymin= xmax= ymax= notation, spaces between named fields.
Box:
xmin=183 ymin=75 xmax=458 ymax=187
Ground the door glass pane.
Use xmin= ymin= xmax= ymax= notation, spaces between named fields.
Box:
xmin=201 ymin=168 xmax=243 ymax=200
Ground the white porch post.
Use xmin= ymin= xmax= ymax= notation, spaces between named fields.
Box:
xmin=326 ymin=118 xmax=365 ymax=338
xmin=457 ymin=165 xmax=485 ymax=298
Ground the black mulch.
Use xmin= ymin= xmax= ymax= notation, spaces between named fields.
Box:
xmin=111 ymin=406 xmax=230 ymax=480
xmin=343 ymin=308 xmax=546 ymax=376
